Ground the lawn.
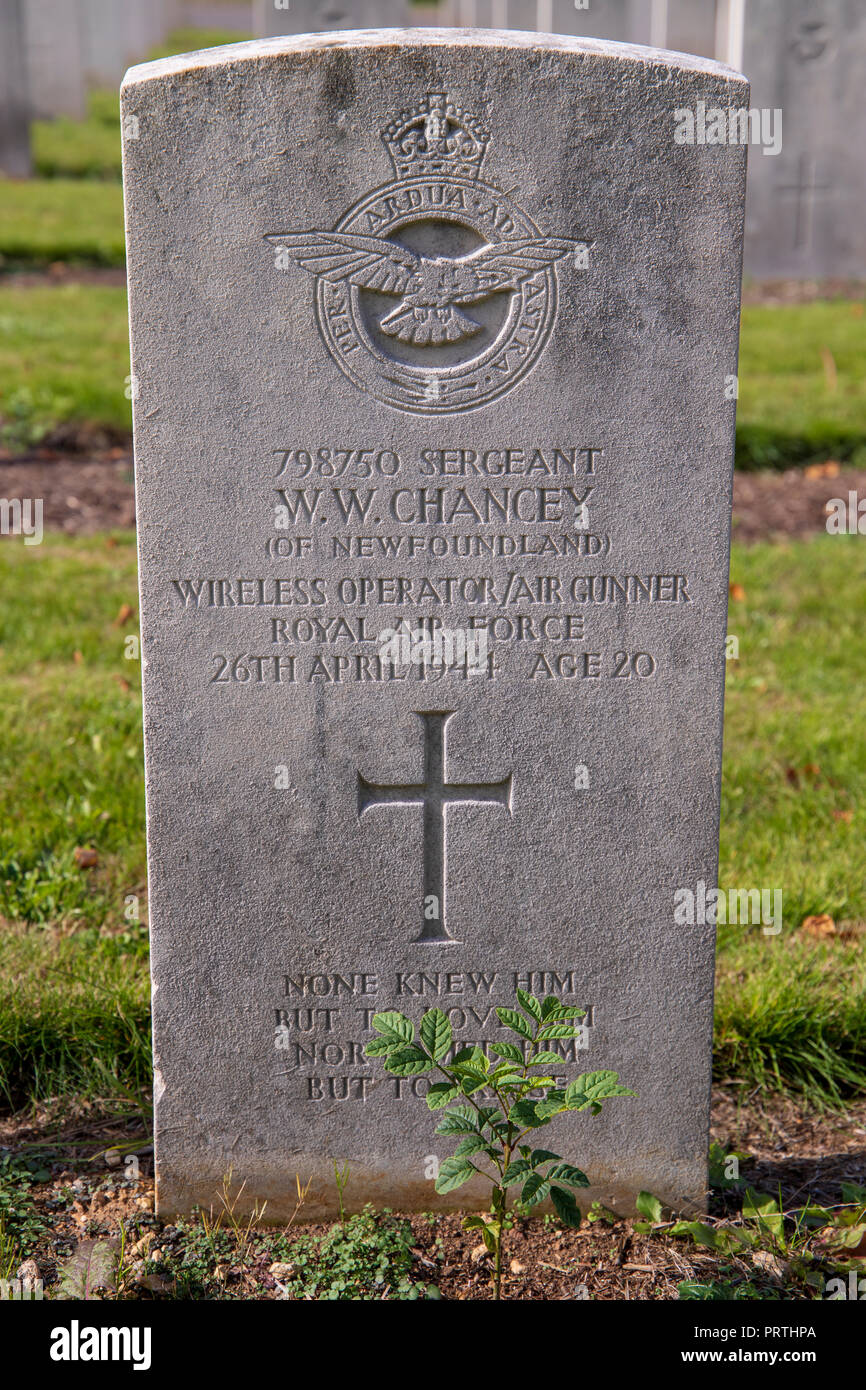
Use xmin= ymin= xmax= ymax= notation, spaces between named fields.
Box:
xmin=0 ymin=181 xmax=125 ymax=270
xmin=0 ymin=285 xmax=130 ymax=448
xmin=0 ymin=532 xmax=864 ymax=1112
xmin=737 ymin=301 xmax=866 ymax=469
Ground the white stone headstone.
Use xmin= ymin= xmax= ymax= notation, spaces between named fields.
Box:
xmin=123 ymin=29 xmax=747 ymax=1221
xmin=742 ymin=0 xmax=865 ymax=279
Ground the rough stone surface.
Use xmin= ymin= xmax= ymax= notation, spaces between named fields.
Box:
xmin=123 ymin=30 xmax=746 ymax=1222
xmin=742 ymin=0 xmax=866 ymax=279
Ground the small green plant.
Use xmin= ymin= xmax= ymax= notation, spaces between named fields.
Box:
xmin=708 ymin=1140 xmax=750 ymax=1190
xmin=0 ymin=1151 xmax=51 ymax=1248
xmin=333 ymin=1160 xmax=351 ymax=1225
xmin=282 ymin=1206 xmax=436 ymax=1301
xmin=366 ymin=989 xmax=635 ymax=1299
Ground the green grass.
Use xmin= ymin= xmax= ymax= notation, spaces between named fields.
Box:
xmin=0 ymin=533 xmax=147 ymax=1108
xmin=0 ymin=284 xmax=130 ymax=446
xmin=0 ymin=533 xmax=865 ymax=1110
xmin=736 ymin=301 xmax=866 ymax=469
xmin=33 ymin=91 xmax=122 ymax=182
xmin=716 ymin=535 xmax=866 ymax=1100
xmin=0 ymin=922 xmax=150 ymax=1111
xmin=0 ymin=180 xmax=125 ymax=270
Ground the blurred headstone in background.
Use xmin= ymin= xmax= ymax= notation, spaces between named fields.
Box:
xmin=23 ymin=0 xmax=87 ymax=119
xmin=741 ymin=0 xmax=865 ymax=280
xmin=253 ymin=0 xmax=417 ymax=34
xmin=79 ymin=1 xmax=176 ymax=89
xmin=0 ymin=0 xmax=32 ymax=176
xmin=493 ymin=1 xmax=631 ymax=40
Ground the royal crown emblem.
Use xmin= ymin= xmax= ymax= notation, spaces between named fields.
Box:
xmin=382 ymin=92 xmax=489 ymax=181
xmin=267 ymin=93 xmax=586 ymax=415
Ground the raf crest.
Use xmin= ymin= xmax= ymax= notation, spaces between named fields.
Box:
xmin=266 ymin=94 xmax=587 ymax=415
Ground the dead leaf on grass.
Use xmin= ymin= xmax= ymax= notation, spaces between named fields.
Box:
xmin=800 ymin=914 xmax=836 ymax=940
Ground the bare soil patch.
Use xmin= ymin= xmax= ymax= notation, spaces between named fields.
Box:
xmin=3 ymin=1085 xmax=863 ymax=1300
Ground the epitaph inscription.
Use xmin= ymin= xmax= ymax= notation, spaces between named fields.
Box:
xmin=124 ymin=32 xmax=746 ymax=1221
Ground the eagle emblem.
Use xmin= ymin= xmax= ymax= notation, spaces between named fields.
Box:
xmin=266 ymin=231 xmax=578 ymax=347
xmin=267 ymin=93 xmax=588 ymax=414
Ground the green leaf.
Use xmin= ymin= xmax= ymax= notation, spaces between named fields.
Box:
xmin=501 ymin=1160 xmax=532 ymax=1186
xmin=742 ymin=1188 xmax=784 ymax=1238
xmin=540 ymin=995 xmax=562 ymax=1020
xmin=534 ymin=1091 xmax=567 ymax=1120
xmin=384 ymin=1046 xmax=433 ymax=1076
xmin=364 ymin=1036 xmax=398 ymax=1057
xmin=516 ymin=989 xmax=542 ymax=1022
xmin=536 ymin=1023 xmax=582 ymax=1041
xmin=509 ymin=1099 xmax=546 ymax=1128
xmin=636 ymin=1191 xmax=664 ymax=1223
xmin=489 ymin=1070 xmax=526 ymax=1088
xmin=496 ymin=1007 xmax=533 ymax=1040
xmin=451 ymin=1045 xmax=488 ymax=1069
xmin=426 ymin=1082 xmax=459 ymax=1110
xmin=458 ymin=1068 xmax=491 ymax=1095
xmin=436 ymin=1108 xmax=479 ymax=1135
xmin=529 ymin=1148 xmax=561 ymax=1168
xmin=454 ymin=1135 xmax=491 ymax=1158
xmin=420 ymin=1008 xmax=452 ymax=1061
xmin=521 ymin=1172 xmax=551 ymax=1207
xmin=550 ymin=1186 xmax=582 ymax=1229
xmin=548 ymin=1162 xmax=590 ymax=1189
xmin=555 ymin=1005 xmax=586 ymax=1020
xmin=462 ymin=1214 xmax=486 ymax=1230
xmin=564 ymin=1071 xmax=635 ymax=1113
xmin=480 ymin=1224 xmax=498 ymax=1255
xmin=435 ymin=1157 xmax=476 ymax=1194
xmin=490 ymin=1042 xmax=525 ymax=1064
xmin=372 ymin=1011 xmax=414 ymax=1044
xmin=528 ymin=1051 xmax=563 ymax=1067
xmin=669 ymin=1220 xmax=752 ymax=1254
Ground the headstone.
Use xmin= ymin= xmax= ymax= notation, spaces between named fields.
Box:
xmin=492 ymin=0 xmax=632 ymax=40
xmin=254 ymin=0 xmax=416 ymax=36
xmin=665 ymin=0 xmax=717 ymax=59
xmin=80 ymin=0 xmax=176 ymax=88
xmin=742 ymin=0 xmax=865 ymax=279
xmin=23 ymin=0 xmax=86 ymax=120
xmin=122 ymin=30 xmax=747 ymax=1221
xmin=0 ymin=0 xmax=31 ymax=177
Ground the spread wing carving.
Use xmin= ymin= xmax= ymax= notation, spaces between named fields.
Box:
xmin=450 ymin=237 xmax=579 ymax=302
xmin=265 ymin=230 xmax=420 ymax=295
